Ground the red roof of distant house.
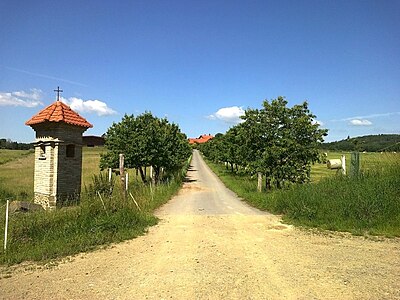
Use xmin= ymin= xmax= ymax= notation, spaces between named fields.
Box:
xmin=189 ymin=134 xmax=214 ymax=144
xmin=25 ymin=101 xmax=93 ymax=128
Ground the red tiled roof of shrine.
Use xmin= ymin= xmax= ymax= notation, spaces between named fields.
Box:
xmin=25 ymin=100 xmax=93 ymax=128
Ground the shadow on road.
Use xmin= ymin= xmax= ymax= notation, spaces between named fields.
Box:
xmin=187 ymin=165 xmax=197 ymax=172
xmin=183 ymin=178 xmax=197 ymax=183
xmin=184 ymin=165 xmax=197 ymax=182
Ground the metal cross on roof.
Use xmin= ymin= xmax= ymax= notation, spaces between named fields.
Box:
xmin=54 ymin=86 xmax=63 ymax=101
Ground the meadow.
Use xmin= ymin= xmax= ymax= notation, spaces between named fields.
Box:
xmin=0 ymin=147 xmax=189 ymax=265
xmin=206 ymin=151 xmax=400 ymax=237
xmin=0 ymin=149 xmax=34 ymax=165
xmin=0 ymin=147 xmax=154 ymax=204
xmin=310 ymin=151 xmax=398 ymax=181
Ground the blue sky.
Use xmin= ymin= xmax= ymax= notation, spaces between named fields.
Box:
xmin=1 ymin=0 xmax=399 ymax=143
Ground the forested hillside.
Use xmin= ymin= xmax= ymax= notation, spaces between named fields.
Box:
xmin=322 ymin=134 xmax=400 ymax=152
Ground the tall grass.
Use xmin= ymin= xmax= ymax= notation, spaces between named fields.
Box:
xmin=275 ymin=164 xmax=400 ymax=236
xmin=0 ymin=171 xmax=186 ymax=265
xmin=0 ymin=149 xmax=191 ymax=265
xmin=0 ymin=153 xmax=34 ymax=203
xmin=206 ymin=155 xmax=400 ymax=237
xmin=0 ymin=194 xmax=157 ymax=265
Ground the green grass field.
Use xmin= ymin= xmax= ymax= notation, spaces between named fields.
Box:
xmin=0 ymin=147 xmax=147 ymax=203
xmin=0 ymin=150 xmax=35 ymax=201
xmin=310 ymin=151 xmax=399 ymax=182
xmin=0 ymin=149 xmax=34 ymax=165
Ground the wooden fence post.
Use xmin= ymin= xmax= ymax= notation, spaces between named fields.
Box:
xmin=150 ymin=165 xmax=156 ymax=185
xmin=257 ymin=172 xmax=262 ymax=192
xmin=350 ymin=152 xmax=360 ymax=177
xmin=119 ymin=154 xmax=126 ymax=198
xmin=341 ymin=155 xmax=346 ymax=175
xmin=150 ymin=165 xmax=153 ymax=184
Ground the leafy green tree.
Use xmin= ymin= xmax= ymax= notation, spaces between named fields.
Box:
xmin=198 ymin=133 xmax=225 ymax=163
xmin=200 ymin=97 xmax=327 ymax=190
xmin=239 ymin=97 xmax=328 ymax=188
xmin=223 ymin=126 xmax=245 ymax=171
xmin=100 ymin=112 xmax=191 ymax=184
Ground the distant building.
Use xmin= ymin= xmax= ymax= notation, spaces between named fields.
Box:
xmin=83 ymin=135 xmax=105 ymax=147
xmin=189 ymin=134 xmax=214 ymax=144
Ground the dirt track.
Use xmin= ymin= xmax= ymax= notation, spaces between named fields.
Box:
xmin=1 ymin=150 xmax=399 ymax=299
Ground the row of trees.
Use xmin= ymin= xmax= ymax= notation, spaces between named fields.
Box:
xmin=0 ymin=139 xmax=33 ymax=150
xmin=100 ymin=112 xmax=192 ymax=184
xmin=199 ymin=97 xmax=328 ymax=190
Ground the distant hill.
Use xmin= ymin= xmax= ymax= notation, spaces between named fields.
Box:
xmin=322 ymin=134 xmax=400 ymax=152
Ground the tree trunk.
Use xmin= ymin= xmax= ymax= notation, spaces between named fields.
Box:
xmin=276 ymin=179 xmax=281 ymax=189
xmin=265 ymin=177 xmax=271 ymax=191
xmin=154 ymin=166 xmax=161 ymax=185
xmin=139 ymin=167 xmax=147 ymax=183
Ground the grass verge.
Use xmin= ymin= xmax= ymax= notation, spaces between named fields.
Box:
xmin=0 ymin=154 xmax=191 ymax=266
xmin=205 ymin=157 xmax=400 ymax=237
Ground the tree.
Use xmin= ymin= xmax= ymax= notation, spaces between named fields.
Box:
xmin=200 ymin=97 xmax=327 ymax=190
xmin=198 ymin=133 xmax=225 ymax=163
xmin=0 ymin=138 xmax=33 ymax=150
xmin=100 ymin=112 xmax=191 ymax=184
xmin=238 ymin=97 xmax=328 ymax=188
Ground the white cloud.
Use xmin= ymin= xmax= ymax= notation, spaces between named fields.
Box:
xmin=313 ymin=119 xmax=324 ymax=126
xmin=349 ymin=119 xmax=372 ymax=126
xmin=0 ymin=89 xmax=43 ymax=107
xmin=208 ymin=106 xmax=245 ymax=124
xmin=331 ymin=111 xmax=400 ymax=122
xmin=62 ymin=97 xmax=117 ymax=116
xmin=348 ymin=112 xmax=400 ymax=120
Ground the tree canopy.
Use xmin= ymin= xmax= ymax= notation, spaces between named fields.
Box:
xmin=200 ymin=97 xmax=328 ymax=189
xmin=100 ymin=112 xmax=191 ymax=183
xmin=0 ymin=138 xmax=33 ymax=150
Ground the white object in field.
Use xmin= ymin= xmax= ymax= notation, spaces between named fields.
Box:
xmin=108 ymin=168 xmax=112 ymax=183
xmin=327 ymin=159 xmax=342 ymax=169
xmin=4 ymin=200 xmax=9 ymax=252
xmin=125 ymin=173 xmax=129 ymax=191
xmin=341 ymin=155 xmax=346 ymax=175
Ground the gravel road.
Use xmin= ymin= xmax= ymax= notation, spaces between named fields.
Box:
xmin=1 ymin=150 xmax=399 ymax=299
